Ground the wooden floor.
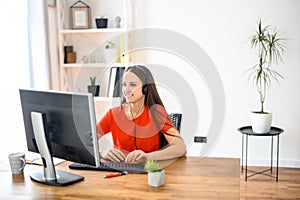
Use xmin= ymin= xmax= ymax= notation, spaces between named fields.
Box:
xmin=240 ymin=166 xmax=300 ymax=199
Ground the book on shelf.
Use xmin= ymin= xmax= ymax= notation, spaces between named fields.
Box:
xmin=107 ymin=66 xmax=125 ymax=97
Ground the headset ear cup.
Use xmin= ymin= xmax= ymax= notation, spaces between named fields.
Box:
xmin=142 ymin=84 xmax=148 ymax=95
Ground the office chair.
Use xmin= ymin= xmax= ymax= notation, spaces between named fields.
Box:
xmin=168 ymin=113 xmax=182 ymax=132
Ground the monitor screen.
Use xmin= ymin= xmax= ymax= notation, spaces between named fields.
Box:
xmin=19 ymin=89 xmax=100 ymax=186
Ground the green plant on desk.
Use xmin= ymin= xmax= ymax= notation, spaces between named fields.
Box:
xmin=144 ymin=159 xmax=162 ymax=172
xmin=144 ymin=159 xmax=165 ymax=187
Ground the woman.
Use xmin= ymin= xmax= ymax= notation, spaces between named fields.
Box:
xmin=96 ymin=65 xmax=186 ymax=163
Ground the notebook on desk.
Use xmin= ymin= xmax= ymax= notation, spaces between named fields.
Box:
xmin=69 ymin=161 xmax=146 ymax=174
xmin=25 ymin=152 xmax=65 ymax=166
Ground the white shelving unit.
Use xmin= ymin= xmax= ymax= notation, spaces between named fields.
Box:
xmin=62 ymin=61 xmax=129 ymax=68
xmin=60 ymin=28 xmax=127 ymax=34
xmin=56 ymin=0 xmax=130 ymax=95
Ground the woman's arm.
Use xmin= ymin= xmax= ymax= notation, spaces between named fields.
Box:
xmin=125 ymin=127 xmax=186 ymax=162
xmin=147 ymin=128 xmax=186 ymax=160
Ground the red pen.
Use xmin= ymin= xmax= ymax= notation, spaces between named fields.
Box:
xmin=103 ymin=171 xmax=128 ymax=179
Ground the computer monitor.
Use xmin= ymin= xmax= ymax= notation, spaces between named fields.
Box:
xmin=19 ymin=89 xmax=100 ymax=186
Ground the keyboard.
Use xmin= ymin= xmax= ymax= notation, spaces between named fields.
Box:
xmin=69 ymin=162 xmax=146 ymax=174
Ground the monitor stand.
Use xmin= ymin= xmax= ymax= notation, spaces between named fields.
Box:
xmin=30 ymin=112 xmax=84 ymax=186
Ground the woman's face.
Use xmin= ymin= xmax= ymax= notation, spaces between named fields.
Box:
xmin=122 ymin=71 xmax=144 ymax=103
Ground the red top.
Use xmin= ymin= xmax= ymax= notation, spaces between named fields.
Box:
xmin=96 ymin=105 xmax=174 ymax=153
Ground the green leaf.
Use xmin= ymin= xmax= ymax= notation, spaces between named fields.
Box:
xmin=90 ymin=76 xmax=96 ymax=86
xmin=144 ymin=159 xmax=162 ymax=172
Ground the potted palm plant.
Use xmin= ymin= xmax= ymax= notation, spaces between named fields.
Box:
xmin=247 ymin=18 xmax=287 ymax=133
xmin=87 ymin=76 xmax=100 ymax=97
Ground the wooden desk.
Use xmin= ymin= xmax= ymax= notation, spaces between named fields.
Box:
xmin=0 ymin=157 xmax=240 ymax=199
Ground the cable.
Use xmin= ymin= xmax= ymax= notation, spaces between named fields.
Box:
xmin=133 ymin=124 xmax=138 ymax=150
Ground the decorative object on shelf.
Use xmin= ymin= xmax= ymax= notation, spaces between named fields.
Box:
xmin=119 ymin=34 xmax=129 ymax=63
xmin=70 ymin=0 xmax=90 ymax=29
xmin=82 ymin=55 xmax=88 ymax=63
xmin=87 ymin=76 xmax=100 ymax=97
xmin=144 ymin=159 xmax=165 ymax=187
xmin=95 ymin=15 xmax=108 ymax=28
xmin=246 ymin=18 xmax=288 ymax=133
xmin=48 ymin=0 xmax=56 ymax=7
xmin=64 ymin=45 xmax=76 ymax=63
xmin=115 ymin=16 xmax=121 ymax=28
xmin=67 ymin=52 xmax=76 ymax=63
xmin=104 ymin=41 xmax=117 ymax=63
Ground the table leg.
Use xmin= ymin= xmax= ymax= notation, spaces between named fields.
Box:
xmin=271 ymin=136 xmax=273 ymax=172
xmin=276 ymin=135 xmax=280 ymax=182
xmin=245 ymin=134 xmax=248 ymax=181
xmin=241 ymin=134 xmax=244 ymax=172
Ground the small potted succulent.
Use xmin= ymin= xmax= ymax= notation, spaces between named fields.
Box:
xmin=87 ymin=76 xmax=100 ymax=97
xmin=144 ymin=159 xmax=165 ymax=187
xmin=95 ymin=15 xmax=108 ymax=28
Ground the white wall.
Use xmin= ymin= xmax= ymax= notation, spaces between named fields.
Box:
xmin=133 ymin=0 xmax=300 ymax=167
xmin=0 ymin=1 xmax=29 ymax=161
xmin=2 ymin=0 xmax=298 ymax=168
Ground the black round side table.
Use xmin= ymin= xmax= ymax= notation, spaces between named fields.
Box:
xmin=237 ymin=126 xmax=284 ymax=181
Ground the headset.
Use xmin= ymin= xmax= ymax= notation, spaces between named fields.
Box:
xmin=135 ymin=65 xmax=148 ymax=95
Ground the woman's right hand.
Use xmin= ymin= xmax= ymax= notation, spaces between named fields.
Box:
xmin=100 ymin=148 xmax=126 ymax=162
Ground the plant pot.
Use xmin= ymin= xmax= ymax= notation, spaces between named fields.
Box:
xmin=147 ymin=170 xmax=165 ymax=187
xmin=250 ymin=111 xmax=272 ymax=133
xmin=87 ymin=85 xmax=100 ymax=97
xmin=104 ymin=49 xmax=117 ymax=63
xmin=95 ymin=18 xmax=108 ymax=28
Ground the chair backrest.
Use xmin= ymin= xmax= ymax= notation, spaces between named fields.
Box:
xmin=168 ymin=113 xmax=182 ymax=132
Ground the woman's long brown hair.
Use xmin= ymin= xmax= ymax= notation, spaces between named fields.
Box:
xmin=123 ymin=65 xmax=180 ymax=149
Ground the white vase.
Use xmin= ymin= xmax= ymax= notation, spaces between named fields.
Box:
xmin=250 ymin=112 xmax=272 ymax=133
xmin=104 ymin=49 xmax=117 ymax=63
xmin=148 ymin=170 xmax=165 ymax=187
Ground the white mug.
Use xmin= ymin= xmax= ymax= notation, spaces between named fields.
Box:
xmin=8 ymin=152 xmax=26 ymax=174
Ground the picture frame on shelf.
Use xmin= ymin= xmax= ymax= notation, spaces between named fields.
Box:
xmin=71 ymin=7 xmax=90 ymax=29
xmin=70 ymin=1 xmax=90 ymax=29
xmin=48 ymin=0 xmax=56 ymax=7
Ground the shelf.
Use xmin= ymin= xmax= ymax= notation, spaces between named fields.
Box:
xmin=62 ymin=62 xmax=129 ymax=68
xmin=56 ymin=0 xmax=130 ymax=93
xmin=60 ymin=28 xmax=127 ymax=34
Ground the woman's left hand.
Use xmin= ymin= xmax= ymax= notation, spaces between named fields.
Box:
xmin=125 ymin=150 xmax=147 ymax=163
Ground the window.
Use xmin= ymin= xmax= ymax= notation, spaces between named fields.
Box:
xmin=0 ymin=1 xmax=30 ymax=160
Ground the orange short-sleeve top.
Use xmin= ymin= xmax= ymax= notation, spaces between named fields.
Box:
xmin=96 ymin=105 xmax=174 ymax=153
